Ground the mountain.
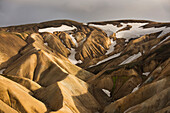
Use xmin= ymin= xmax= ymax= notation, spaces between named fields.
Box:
xmin=0 ymin=19 xmax=169 ymax=113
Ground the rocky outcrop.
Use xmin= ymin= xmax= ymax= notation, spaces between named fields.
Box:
xmin=41 ymin=32 xmax=70 ymax=57
xmin=75 ymin=30 xmax=111 ymax=61
xmin=72 ymin=31 xmax=86 ymax=43
xmin=54 ymin=31 xmax=76 ymax=49
xmin=109 ymin=33 xmax=116 ymax=40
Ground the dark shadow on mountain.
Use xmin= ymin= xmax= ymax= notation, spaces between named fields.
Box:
xmin=70 ymin=69 xmax=112 ymax=113
xmin=33 ymin=82 xmax=64 ymax=112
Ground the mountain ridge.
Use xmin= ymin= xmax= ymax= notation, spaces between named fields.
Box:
xmin=0 ymin=19 xmax=169 ymax=113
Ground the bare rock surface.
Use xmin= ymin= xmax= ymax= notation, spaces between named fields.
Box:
xmin=0 ymin=19 xmax=169 ymax=113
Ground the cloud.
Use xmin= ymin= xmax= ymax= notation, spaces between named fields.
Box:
xmin=0 ymin=0 xmax=169 ymax=27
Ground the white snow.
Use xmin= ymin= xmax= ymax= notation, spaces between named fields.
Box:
xmin=158 ymin=27 xmax=170 ymax=38
xmin=39 ymin=22 xmax=169 ymax=68
xmin=44 ymin=42 xmax=48 ymax=46
xmin=90 ymin=23 xmax=169 ymax=41
xmin=89 ymin=52 xmax=121 ymax=68
xmin=106 ymin=39 xmax=116 ymax=55
xmin=131 ymin=84 xmax=140 ymax=93
xmin=102 ymin=89 xmax=111 ymax=97
xmin=69 ymin=35 xmax=78 ymax=47
xmin=151 ymin=36 xmax=170 ymax=50
xmin=89 ymin=24 xmax=125 ymax=36
xmin=89 ymin=23 xmax=148 ymax=38
xmin=0 ymin=69 xmax=6 ymax=74
xmin=119 ymin=52 xmax=142 ymax=65
xmin=116 ymin=23 xmax=166 ymax=39
xmin=97 ymin=53 xmax=121 ymax=65
xmin=83 ymin=23 xmax=87 ymax=25
xmin=151 ymin=45 xmax=157 ymax=50
xmin=124 ymin=106 xmax=137 ymax=113
xmin=98 ymin=52 xmax=121 ymax=64
xmin=68 ymin=48 xmax=82 ymax=64
xmin=143 ymin=72 xmax=150 ymax=76
xmin=38 ymin=25 xmax=76 ymax=33
xmin=158 ymin=36 xmax=170 ymax=45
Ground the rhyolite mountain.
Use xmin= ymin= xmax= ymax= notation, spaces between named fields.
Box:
xmin=0 ymin=19 xmax=169 ymax=113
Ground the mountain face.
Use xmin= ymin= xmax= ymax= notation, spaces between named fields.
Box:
xmin=0 ymin=19 xmax=169 ymax=113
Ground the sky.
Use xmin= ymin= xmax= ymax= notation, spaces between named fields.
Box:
xmin=0 ymin=0 xmax=169 ymax=27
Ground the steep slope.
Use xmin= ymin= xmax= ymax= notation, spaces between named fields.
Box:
xmin=0 ymin=32 xmax=102 ymax=113
xmin=0 ymin=19 xmax=169 ymax=113
xmin=0 ymin=31 xmax=27 ymax=69
xmin=103 ymin=76 xmax=170 ymax=113
xmin=0 ymin=75 xmax=47 ymax=113
xmin=87 ymin=31 xmax=170 ymax=73
xmin=1 ymin=19 xmax=169 ymax=67
xmin=3 ymin=33 xmax=95 ymax=83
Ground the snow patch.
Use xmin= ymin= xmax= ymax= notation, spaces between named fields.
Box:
xmin=89 ymin=24 xmax=125 ymax=36
xmin=151 ymin=45 xmax=157 ymax=50
xmin=102 ymin=89 xmax=111 ymax=97
xmin=89 ymin=23 xmax=149 ymax=38
xmin=39 ymin=25 xmax=76 ymax=33
xmin=68 ymin=48 xmax=82 ymax=64
xmin=116 ymin=23 xmax=166 ymax=39
xmin=131 ymin=84 xmax=140 ymax=93
xmin=90 ymin=22 xmax=168 ymax=41
xmin=106 ymin=39 xmax=116 ymax=55
xmin=158 ymin=27 xmax=170 ymax=38
xmin=83 ymin=23 xmax=87 ymax=25
xmin=44 ymin=42 xmax=48 ymax=46
xmin=69 ymin=35 xmax=78 ymax=47
xmin=98 ymin=52 xmax=121 ymax=65
xmin=158 ymin=36 xmax=170 ymax=45
xmin=143 ymin=72 xmax=150 ymax=76
xmin=119 ymin=52 xmax=142 ymax=65
xmin=151 ymin=36 xmax=170 ymax=50
xmin=89 ymin=52 xmax=121 ymax=68
xmin=0 ymin=69 xmax=6 ymax=74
